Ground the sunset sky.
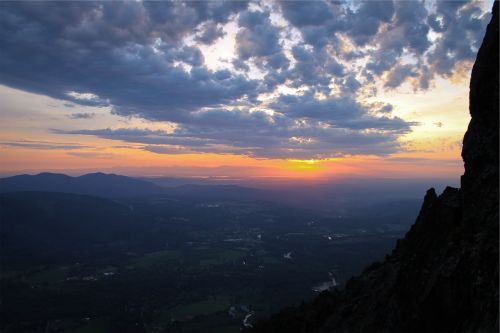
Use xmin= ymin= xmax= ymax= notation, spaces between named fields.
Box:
xmin=0 ymin=1 xmax=493 ymax=181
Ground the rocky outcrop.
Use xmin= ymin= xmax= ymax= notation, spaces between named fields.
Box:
xmin=251 ymin=2 xmax=498 ymax=332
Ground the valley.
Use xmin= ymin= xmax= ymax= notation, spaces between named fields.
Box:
xmin=1 ymin=190 xmax=417 ymax=332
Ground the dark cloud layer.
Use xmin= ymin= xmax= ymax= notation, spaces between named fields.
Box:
xmin=0 ymin=1 xmax=490 ymax=159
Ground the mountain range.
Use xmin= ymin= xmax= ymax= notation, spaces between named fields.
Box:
xmin=0 ymin=172 xmax=267 ymax=200
xmin=0 ymin=172 xmax=164 ymax=198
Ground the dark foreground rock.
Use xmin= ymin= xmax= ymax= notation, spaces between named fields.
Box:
xmin=250 ymin=2 xmax=498 ymax=332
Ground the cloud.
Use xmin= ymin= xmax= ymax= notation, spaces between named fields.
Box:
xmin=271 ymin=91 xmax=414 ymax=132
xmin=185 ymin=1 xmax=248 ymax=25
xmin=168 ymin=46 xmax=205 ymax=67
xmin=0 ymin=1 xmax=491 ymax=160
xmin=67 ymin=112 xmax=96 ymax=119
xmin=426 ymin=1 xmax=490 ymax=77
xmin=57 ymin=124 xmax=409 ymax=159
xmin=236 ymin=10 xmax=282 ymax=60
xmin=142 ymin=145 xmax=194 ymax=155
xmin=1 ymin=140 xmax=90 ymax=150
xmin=384 ymin=64 xmax=418 ymax=89
xmin=66 ymin=151 xmax=119 ymax=158
xmin=345 ymin=1 xmax=395 ymax=46
xmin=286 ymin=46 xmax=343 ymax=90
xmin=279 ymin=1 xmax=333 ymax=28
xmin=195 ymin=21 xmax=225 ymax=44
xmin=0 ymin=1 xmax=260 ymax=123
xmin=54 ymin=96 xmax=414 ymax=159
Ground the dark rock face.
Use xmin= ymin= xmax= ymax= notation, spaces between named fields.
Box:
xmin=251 ymin=3 xmax=498 ymax=332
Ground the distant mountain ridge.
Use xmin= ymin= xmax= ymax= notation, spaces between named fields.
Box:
xmin=0 ymin=172 xmax=264 ymax=200
xmin=0 ymin=172 xmax=164 ymax=198
xmin=250 ymin=2 xmax=499 ymax=332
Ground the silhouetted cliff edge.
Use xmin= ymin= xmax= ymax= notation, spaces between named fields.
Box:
xmin=250 ymin=2 xmax=499 ymax=332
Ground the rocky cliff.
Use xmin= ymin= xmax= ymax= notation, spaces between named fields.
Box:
xmin=251 ymin=2 xmax=498 ymax=332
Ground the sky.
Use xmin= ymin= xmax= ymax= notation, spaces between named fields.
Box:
xmin=0 ymin=0 xmax=493 ymax=181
